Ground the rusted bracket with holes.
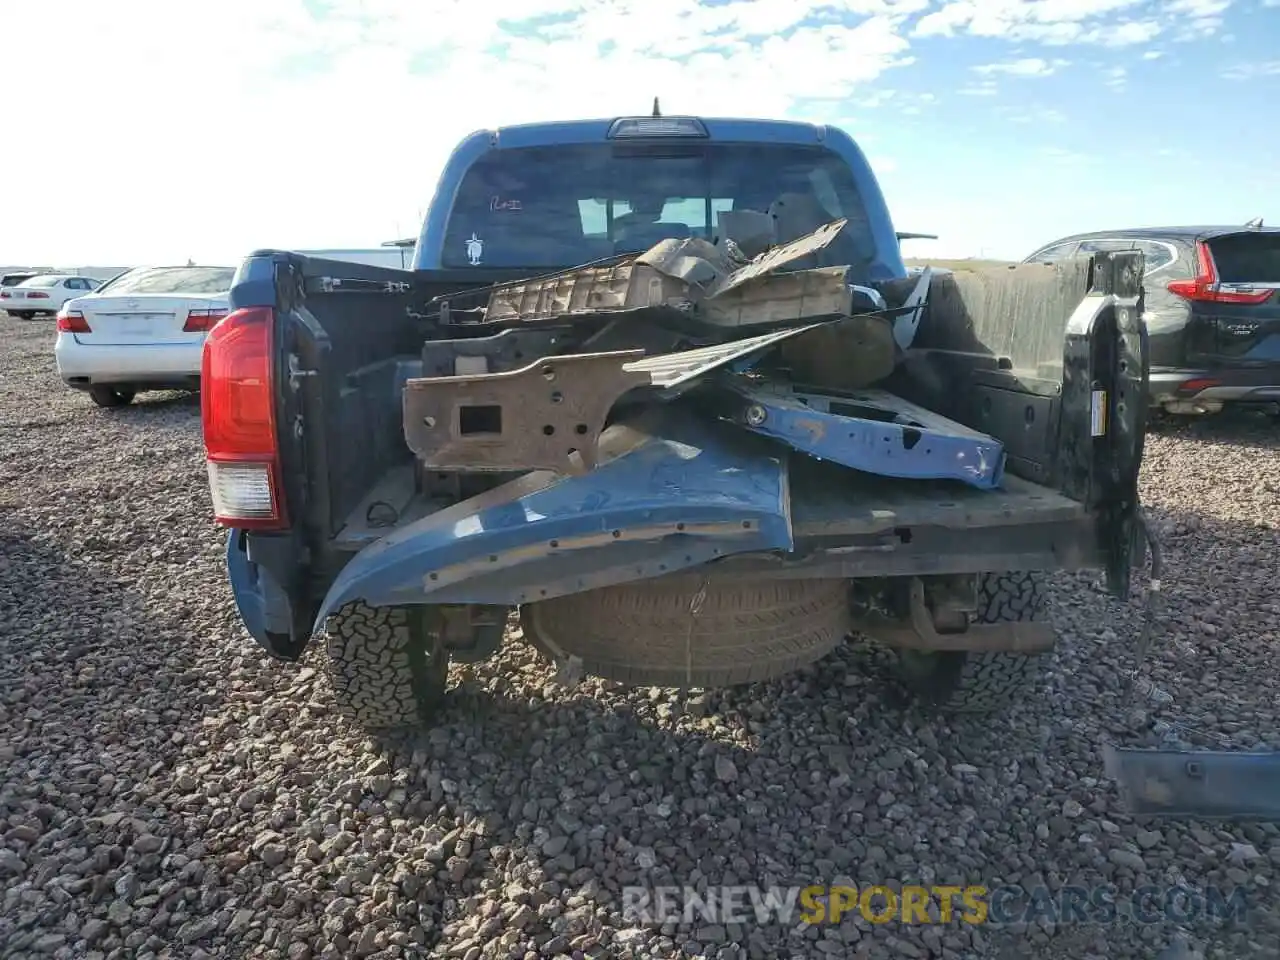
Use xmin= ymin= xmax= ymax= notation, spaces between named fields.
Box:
xmin=402 ymin=350 xmax=651 ymax=474
xmin=850 ymin=577 xmax=1056 ymax=653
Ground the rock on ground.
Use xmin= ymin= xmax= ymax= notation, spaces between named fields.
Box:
xmin=2 ymin=314 xmax=1278 ymax=959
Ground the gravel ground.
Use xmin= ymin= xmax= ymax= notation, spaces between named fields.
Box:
xmin=2 ymin=311 xmax=1280 ymax=960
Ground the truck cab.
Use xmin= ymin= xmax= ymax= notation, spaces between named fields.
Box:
xmin=411 ymin=115 xmax=905 ymax=281
xmin=201 ymin=113 xmax=1148 ymax=733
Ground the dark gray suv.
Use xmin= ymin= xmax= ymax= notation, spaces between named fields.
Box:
xmin=1024 ymin=224 xmax=1280 ymax=417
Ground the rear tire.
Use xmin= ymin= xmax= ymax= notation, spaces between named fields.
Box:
xmin=521 ymin=576 xmax=850 ymax=688
xmin=12 ymin=311 xmax=35 ymax=320
xmin=895 ymin=572 xmax=1050 ymax=714
xmin=323 ymin=601 xmax=450 ymax=731
xmin=89 ymin=386 xmax=135 ymax=407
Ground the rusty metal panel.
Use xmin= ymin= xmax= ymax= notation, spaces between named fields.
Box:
xmin=779 ymin=311 xmax=897 ymax=389
xmin=403 ymin=321 xmax=884 ymax=473
xmin=704 ymin=219 xmax=847 ymax=297
xmin=479 ymin=219 xmax=853 ymax=329
xmin=634 ymin=237 xmax=732 ymax=288
xmin=403 ymin=350 xmax=650 ymax=474
xmin=483 ymin=262 xmax=690 ymax=324
xmin=419 ymin=328 xmax=571 ymax=376
xmin=701 ymin=266 xmax=853 ymax=328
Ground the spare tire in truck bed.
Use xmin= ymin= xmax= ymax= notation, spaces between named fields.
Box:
xmin=520 ymin=576 xmax=851 ymax=688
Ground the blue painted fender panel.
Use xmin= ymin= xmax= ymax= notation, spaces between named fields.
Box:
xmin=311 ymin=411 xmax=794 ymax=629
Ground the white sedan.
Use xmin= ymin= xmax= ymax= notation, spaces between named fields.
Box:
xmin=1 ymin=274 xmax=103 ymax=319
xmin=54 ymin=264 xmax=237 ymax=407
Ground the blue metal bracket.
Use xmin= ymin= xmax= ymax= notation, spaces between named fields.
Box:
xmin=714 ymin=380 xmax=1007 ymax=490
xmin=1103 ymin=743 xmax=1280 ymax=820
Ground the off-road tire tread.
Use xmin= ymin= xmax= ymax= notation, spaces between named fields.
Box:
xmin=522 ymin=577 xmax=850 ymax=688
xmin=323 ymin=601 xmax=448 ymax=731
xmin=899 ymin=571 xmax=1049 ymax=714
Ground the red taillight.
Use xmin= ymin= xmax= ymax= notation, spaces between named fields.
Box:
xmin=184 ymin=308 xmax=228 ymax=333
xmin=1177 ymin=378 xmax=1221 ymax=395
xmin=0 ymin=291 xmax=9 ymax=299
xmin=56 ymin=309 xmax=91 ymax=333
xmin=26 ymin=291 xmax=49 ymax=299
xmin=201 ymin=306 xmax=287 ymax=529
xmin=1168 ymin=241 xmax=1275 ymax=305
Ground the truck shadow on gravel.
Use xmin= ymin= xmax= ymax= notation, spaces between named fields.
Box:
xmin=109 ymin=390 xmax=201 ymax=412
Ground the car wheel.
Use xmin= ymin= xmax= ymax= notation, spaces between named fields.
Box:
xmin=89 ymin=386 xmax=136 ymax=408
xmin=894 ymin=571 xmax=1050 ymax=714
xmin=323 ymin=601 xmax=450 ymax=731
xmin=13 ymin=311 xmax=34 ymax=320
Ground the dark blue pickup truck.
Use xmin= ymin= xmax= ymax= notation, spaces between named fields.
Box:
xmin=201 ymin=113 xmax=1149 ymax=733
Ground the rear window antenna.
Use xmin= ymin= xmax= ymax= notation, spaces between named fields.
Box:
xmin=652 ymin=97 xmax=661 ymax=117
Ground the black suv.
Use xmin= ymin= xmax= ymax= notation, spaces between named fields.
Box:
xmin=1024 ymin=225 xmax=1280 ymax=417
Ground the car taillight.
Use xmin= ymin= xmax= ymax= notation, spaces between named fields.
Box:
xmin=0 ymin=291 xmax=9 ymax=299
xmin=1177 ymin=377 xmax=1221 ymax=394
xmin=201 ymin=306 xmax=287 ymax=529
xmin=26 ymin=291 xmax=49 ymax=299
xmin=1168 ymin=241 xmax=1275 ymax=305
xmin=56 ymin=308 xmax=91 ymax=333
xmin=184 ymin=308 xmax=228 ymax=332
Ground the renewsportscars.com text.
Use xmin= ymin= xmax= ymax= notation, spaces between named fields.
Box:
xmin=621 ymin=883 xmax=1250 ymax=927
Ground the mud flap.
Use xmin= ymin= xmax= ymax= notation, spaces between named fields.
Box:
xmin=311 ymin=410 xmax=793 ymax=629
xmin=225 ymin=528 xmax=307 ymax=659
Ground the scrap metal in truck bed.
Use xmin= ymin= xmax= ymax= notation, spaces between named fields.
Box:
xmin=200 ymin=112 xmax=1150 ymax=733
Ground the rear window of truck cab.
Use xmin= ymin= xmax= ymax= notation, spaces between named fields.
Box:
xmin=441 ymin=142 xmax=876 ymax=271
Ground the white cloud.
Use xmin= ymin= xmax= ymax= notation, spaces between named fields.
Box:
xmin=1167 ymin=0 xmax=1231 ymax=16
xmin=998 ymin=104 xmax=1069 ymax=123
xmin=972 ymin=56 xmax=1070 ymax=75
xmin=1221 ymin=60 xmax=1280 ymax=79
xmin=913 ymin=0 xmax=1233 ymax=46
xmin=0 ymin=0 xmax=1261 ymax=266
xmin=1039 ymin=146 xmax=1096 ymax=165
xmin=1104 ymin=65 xmax=1128 ymax=86
xmin=1142 ymin=49 xmax=1165 ymax=59
xmin=0 ymin=0 xmax=927 ymax=264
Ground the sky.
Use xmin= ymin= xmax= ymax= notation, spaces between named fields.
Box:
xmin=4 ymin=0 xmax=1279 ymax=266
